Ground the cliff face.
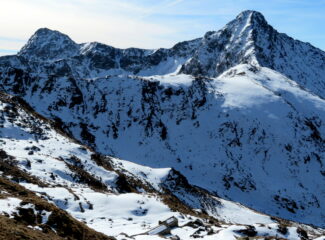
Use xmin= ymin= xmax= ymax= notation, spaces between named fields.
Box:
xmin=0 ymin=10 xmax=324 ymax=228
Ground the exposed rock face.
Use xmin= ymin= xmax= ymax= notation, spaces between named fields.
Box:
xmin=0 ymin=10 xmax=324 ymax=228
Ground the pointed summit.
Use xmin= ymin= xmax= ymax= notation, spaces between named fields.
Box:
xmin=225 ymin=10 xmax=269 ymax=35
xmin=34 ymin=27 xmax=63 ymax=35
xmin=18 ymin=28 xmax=79 ymax=61
xmin=235 ymin=10 xmax=266 ymax=22
xmin=180 ymin=10 xmax=325 ymax=99
xmin=179 ymin=10 xmax=270 ymax=76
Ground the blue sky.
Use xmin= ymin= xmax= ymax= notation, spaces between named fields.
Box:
xmin=0 ymin=0 xmax=324 ymax=56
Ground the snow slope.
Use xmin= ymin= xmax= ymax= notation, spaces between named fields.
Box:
xmin=2 ymin=92 xmax=321 ymax=239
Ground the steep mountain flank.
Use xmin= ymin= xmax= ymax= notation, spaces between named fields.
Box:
xmin=3 ymin=91 xmax=322 ymax=239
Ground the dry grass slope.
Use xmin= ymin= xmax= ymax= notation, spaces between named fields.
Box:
xmin=0 ymin=177 xmax=116 ymax=240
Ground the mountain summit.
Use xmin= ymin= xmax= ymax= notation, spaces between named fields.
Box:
xmin=18 ymin=27 xmax=79 ymax=60
xmin=235 ymin=10 xmax=268 ymax=27
xmin=181 ymin=10 xmax=325 ymax=98
xmin=0 ymin=10 xmax=325 ymax=236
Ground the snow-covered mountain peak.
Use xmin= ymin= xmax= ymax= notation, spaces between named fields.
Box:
xmin=0 ymin=11 xmax=325 ymax=240
xmin=179 ymin=10 xmax=261 ymax=77
xmin=18 ymin=28 xmax=79 ymax=61
xmin=235 ymin=10 xmax=266 ymax=25
xmin=224 ymin=10 xmax=269 ymax=40
xmin=32 ymin=27 xmax=63 ymax=37
xmin=180 ymin=11 xmax=325 ymax=98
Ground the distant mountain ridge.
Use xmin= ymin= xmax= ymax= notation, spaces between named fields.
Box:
xmin=0 ymin=10 xmax=324 ymax=230
xmin=13 ymin=10 xmax=325 ymax=98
